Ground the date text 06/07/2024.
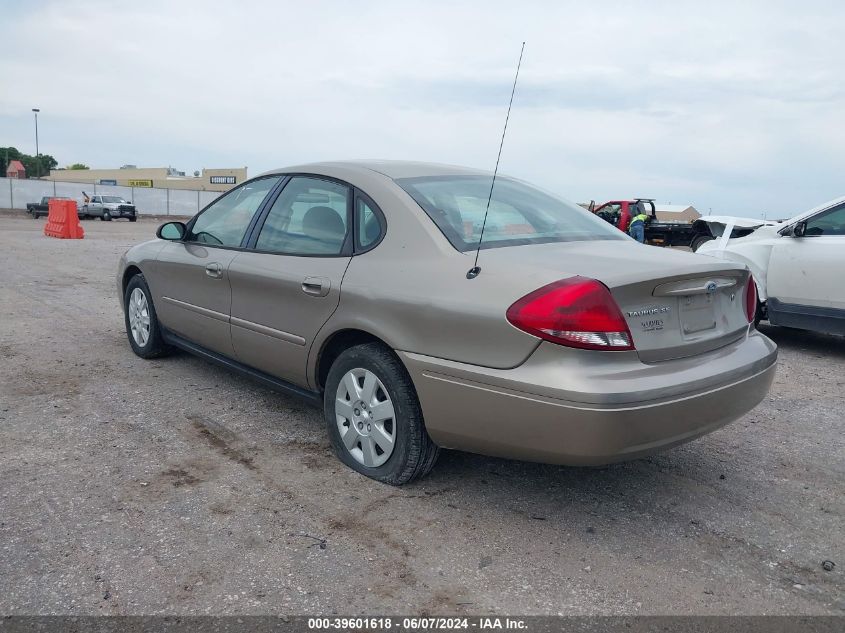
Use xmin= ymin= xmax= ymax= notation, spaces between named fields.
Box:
xmin=306 ymin=617 xmax=528 ymax=630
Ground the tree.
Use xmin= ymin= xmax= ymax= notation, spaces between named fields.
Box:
xmin=67 ymin=163 xmax=90 ymax=170
xmin=22 ymin=153 xmax=58 ymax=177
xmin=0 ymin=147 xmax=57 ymax=178
xmin=0 ymin=146 xmax=23 ymax=176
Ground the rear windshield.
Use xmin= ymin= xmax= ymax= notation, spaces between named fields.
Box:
xmin=396 ymin=175 xmax=626 ymax=251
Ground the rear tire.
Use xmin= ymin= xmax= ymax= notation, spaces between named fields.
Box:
xmin=324 ymin=342 xmax=439 ymax=485
xmin=754 ymin=299 xmax=765 ymax=328
xmin=124 ymin=274 xmax=170 ymax=359
xmin=691 ymin=235 xmax=715 ymax=251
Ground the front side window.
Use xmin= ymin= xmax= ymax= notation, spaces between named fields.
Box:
xmin=255 ymin=177 xmax=350 ymax=255
xmin=396 ymin=175 xmax=626 ymax=251
xmin=805 ymin=203 xmax=845 ymax=236
xmin=187 ymin=177 xmax=280 ymax=247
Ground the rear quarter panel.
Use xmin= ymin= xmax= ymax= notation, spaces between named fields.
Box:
xmin=698 ymin=236 xmax=777 ymax=300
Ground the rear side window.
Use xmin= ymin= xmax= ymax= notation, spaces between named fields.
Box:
xmin=356 ymin=195 xmax=383 ymax=250
xmin=187 ymin=177 xmax=279 ymax=247
xmin=255 ymin=177 xmax=350 ymax=255
xmin=396 ymin=175 xmax=626 ymax=251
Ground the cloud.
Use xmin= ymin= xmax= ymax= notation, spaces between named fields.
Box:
xmin=1 ymin=0 xmax=844 ymax=217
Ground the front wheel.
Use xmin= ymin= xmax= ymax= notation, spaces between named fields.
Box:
xmin=102 ymin=211 xmax=112 ymax=221
xmin=124 ymin=274 xmax=170 ymax=359
xmin=129 ymin=215 xmax=137 ymax=222
xmin=324 ymin=343 xmax=439 ymax=485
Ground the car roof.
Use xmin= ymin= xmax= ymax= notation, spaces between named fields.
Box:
xmin=261 ymin=160 xmax=493 ymax=180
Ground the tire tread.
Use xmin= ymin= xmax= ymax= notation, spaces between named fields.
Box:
xmin=325 ymin=342 xmax=439 ymax=485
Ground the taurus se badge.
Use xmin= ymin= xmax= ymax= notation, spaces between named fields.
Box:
xmin=627 ymin=305 xmax=671 ymax=318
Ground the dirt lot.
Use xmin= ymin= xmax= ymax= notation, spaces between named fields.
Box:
xmin=0 ymin=213 xmax=842 ymax=616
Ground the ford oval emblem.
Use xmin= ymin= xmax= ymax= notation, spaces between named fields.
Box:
xmin=705 ymin=281 xmax=718 ymax=293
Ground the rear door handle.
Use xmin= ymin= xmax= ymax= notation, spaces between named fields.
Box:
xmin=302 ymin=276 xmax=330 ymax=297
xmin=205 ymin=262 xmax=223 ymax=279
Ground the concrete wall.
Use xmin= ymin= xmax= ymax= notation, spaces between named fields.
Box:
xmin=0 ymin=177 xmax=222 ymax=216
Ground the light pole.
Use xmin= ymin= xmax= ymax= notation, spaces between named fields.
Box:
xmin=32 ymin=108 xmax=40 ymax=178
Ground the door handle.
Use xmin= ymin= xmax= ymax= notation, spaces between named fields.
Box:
xmin=205 ymin=262 xmax=223 ymax=279
xmin=301 ymin=276 xmax=330 ymax=297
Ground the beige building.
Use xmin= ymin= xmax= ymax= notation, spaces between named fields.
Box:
xmin=45 ymin=166 xmax=247 ymax=192
xmin=653 ymin=204 xmax=701 ymax=224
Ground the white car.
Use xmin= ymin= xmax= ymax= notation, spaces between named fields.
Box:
xmin=698 ymin=196 xmax=845 ymax=335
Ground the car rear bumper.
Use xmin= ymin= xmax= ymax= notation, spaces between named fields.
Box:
xmin=399 ymin=330 xmax=777 ymax=465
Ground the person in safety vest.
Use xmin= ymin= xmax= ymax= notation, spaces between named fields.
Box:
xmin=628 ymin=201 xmax=649 ymax=243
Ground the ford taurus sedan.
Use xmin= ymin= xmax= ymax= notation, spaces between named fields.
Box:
xmin=118 ymin=161 xmax=777 ymax=484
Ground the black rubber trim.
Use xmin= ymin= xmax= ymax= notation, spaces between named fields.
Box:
xmin=160 ymin=327 xmax=322 ymax=406
xmin=767 ymin=298 xmax=845 ymax=335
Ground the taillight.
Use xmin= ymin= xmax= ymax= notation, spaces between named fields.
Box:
xmin=506 ymin=276 xmax=634 ymax=351
xmin=745 ymin=276 xmax=757 ymax=324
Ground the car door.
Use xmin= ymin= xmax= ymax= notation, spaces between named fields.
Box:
xmin=151 ymin=176 xmax=281 ymax=357
xmin=767 ymin=202 xmax=845 ymax=313
xmin=228 ymin=176 xmax=357 ymax=386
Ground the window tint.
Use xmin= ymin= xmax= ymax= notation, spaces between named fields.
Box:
xmin=396 ymin=175 xmax=626 ymax=252
xmin=805 ymin=204 xmax=845 ymax=236
xmin=188 ymin=177 xmax=280 ymax=247
xmin=255 ymin=177 xmax=350 ymax=255
xmin=357 ymin=196 xmax=383 ymax=249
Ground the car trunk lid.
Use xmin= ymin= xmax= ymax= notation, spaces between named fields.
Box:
xmin=610 ymin=271 xmax=749 ymax=362
xmin=480 ymin=240 xmax=751 ymax=362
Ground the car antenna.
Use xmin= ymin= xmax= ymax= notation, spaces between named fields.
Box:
xmin=467 ymin=41 xmax=525 ymax=280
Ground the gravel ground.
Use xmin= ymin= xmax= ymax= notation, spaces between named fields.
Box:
xmin=0 ymin=214 xmax=842 ymax=616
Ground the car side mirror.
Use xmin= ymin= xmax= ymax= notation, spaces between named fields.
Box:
xmin=792 ymin=221 xmax=806 ymax=238
xmin=157 ymin=221 xmax=186 ymax=241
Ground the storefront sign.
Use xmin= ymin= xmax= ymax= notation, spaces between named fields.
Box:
xmin=210 ymin=176 xmax=236 ymax=185
xmin=128 ymin=179 xmax=153 ymax=188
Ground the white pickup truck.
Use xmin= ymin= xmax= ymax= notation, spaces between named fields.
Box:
xmin=83 ymin=195 xmax=137 ymax=222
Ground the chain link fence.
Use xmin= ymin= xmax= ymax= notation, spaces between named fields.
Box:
xmin=0 ymin=177 xmax=222 ymax=216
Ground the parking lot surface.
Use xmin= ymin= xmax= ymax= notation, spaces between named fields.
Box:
xmin=0 ymin=214 xmax=842 ymax=615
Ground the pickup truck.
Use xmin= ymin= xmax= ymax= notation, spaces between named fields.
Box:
xmin=26 ymin=196 xmax=77 ymax=219
xmin=590 ymin=199 xmax=767 ymax=251
xmin=82 ymin=194 xmax=137 ymax=221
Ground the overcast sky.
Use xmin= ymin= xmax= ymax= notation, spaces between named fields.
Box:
xmin=1 ymin=0 xmax=843 ymax=218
